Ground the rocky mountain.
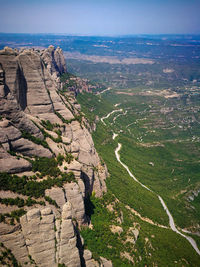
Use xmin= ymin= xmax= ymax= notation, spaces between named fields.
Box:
xmin=0 ymin=46 xmax=111 ymax=267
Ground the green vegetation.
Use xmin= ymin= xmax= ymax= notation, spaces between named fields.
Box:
xmin=77 ymin=92 xmax=113 ymax=124
xmin=57 ymin=153 xmax=73 ymax=165
xmin=78 ymin=87 xmax=200 ymax=229
xmin=54 ymin=111 xmax=82 ymax=125
xmin=81 ymin=194 xmax=200 ymax=266
xmin=28 ymin=254 xmax=36 ymax=265
xmin=58 ymin=263 xmax=67 ymax=267
xmin=60 ymin=72 xmax=76 ymax=91
xmin=44 ymin=196 xmax=58 ymax=208
xmin=32 ymin=157 xmax=61 ymax=177
xmin=41 ymin=120 xmax=60 ymax=131
xmin=93 ymin=123 xmax=168 ymax=226
xmin=0 ymin=209 xmax=26 ymax=224
xmin=7 ymin=150 xmax=17 ymax=157
xmin=0 ymin=172 xmax=75 ymax=198
xmin=21 ymin=130 xmax=49 ymax=149
xmin=77 ymin=86 xmax=200 ymax=265
xmin=57 ymin=153 xmax=65 ymax=166
xmin=0 ymin=197 xmax=45 ymax=207
xmin=82 ymin=194 xmax=132 ymax=266
xmin=55 ymin=111 xmax=71 ymax=124
xmin=0 ymin=243 xmax=21 ymax=267
xmin=60 ymin=72 xmax=76 ymax=82
xmin=65 ymin=152 xmax=74 ymax=164
xmin=32 ymin=121 xmax=62 ymax=144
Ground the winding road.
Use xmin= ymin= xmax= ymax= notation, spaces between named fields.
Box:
xmin=101 ymin=109 xmax=123 ymax=125
xmin=97 ymin=87 xmax=112 ymax=95
xmin=101 ymin=110 xmax=200 ymax=256
xmin=115 ymin=141 xmax=200 ymax=256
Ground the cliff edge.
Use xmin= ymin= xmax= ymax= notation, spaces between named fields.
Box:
xmin=0 ymin=46 xmax=110 ymax=267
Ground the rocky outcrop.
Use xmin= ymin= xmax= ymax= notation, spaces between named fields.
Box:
xmin=100 ymin=257 xmax=113 ymax=267
xmin=21 ymin=204 xmax=80 ymax=267
xmin=0 ymin=46 xmax=71 ymax=123
xmin=21 ymin=208 xmax=56 ymax=267
xmin=0 ymin=222 xmax=31 ymax=266
xmin=0 ymin=46 xmax=109 ymax=266
xmin=57 ymin=202 xmax=80 ymax=266
xmin=83 ymin=250 xmax=113 ymax=267
xmin=0 ymin=204 xmax=81 ymax=267
xmin=84 ymin=249 xmax=99 ymax=267
xmin=42 ymin=45 xmax=67 ymax=75
xmin=63 ymin=182 xmax=87 ymax=225
xmin=0 ymin=118 xmax=51 ymax=173
xmin=64 ymin=120 xmax=107 ymax=197
xmin=0 ymin=45 xmax=107 ymax=193
xmin=45 ymin=182 xmax=87 ymax=226
xmin=0 ymin=147 xmax=31 ymax=174
xmin=0 ymin=119 xmax=52 ymax=158
xmin=186 ymin=187 xmax=200 ymax=202
xmin=0 ymin=61 xmax=43 ymax=139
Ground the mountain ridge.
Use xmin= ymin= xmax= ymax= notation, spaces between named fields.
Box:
xmin=0 ymin=45 xmax=112 ymax=267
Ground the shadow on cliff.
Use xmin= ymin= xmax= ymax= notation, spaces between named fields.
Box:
xmin=84 ymin=196 xmax=95 ymax=218
xmin=76 ymin=229 xmax=86 ymax=267
xmin=81 ymin=171 xmax=95 ymax=218
xmin=17 ymin=65 xmax=27 ymax=111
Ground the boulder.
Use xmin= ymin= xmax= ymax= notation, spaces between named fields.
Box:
xmin=100 ymin=257 xmax=113 ymax=267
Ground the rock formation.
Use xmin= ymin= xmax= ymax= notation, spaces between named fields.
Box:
xmin=0 ymin=45 xmax=107 ymax=194
xmin=0 ymin=46 xmax=110 ymax=267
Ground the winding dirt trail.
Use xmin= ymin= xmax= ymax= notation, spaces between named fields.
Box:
xmin=97 ymin=87 xmax=112 ymax=95
xmin=115 ymin=142 xmax=200 ymax=256
xmin=101 ymin=109 xmax=123 ymax=125
xmin=102 ymin=107 xmax=200 ymax=256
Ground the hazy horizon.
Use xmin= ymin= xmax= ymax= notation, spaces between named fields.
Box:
xmin=1 ymin=33 xmax=200 ymax=37
xmin=0 ymin=0 xmax=200 ymax=35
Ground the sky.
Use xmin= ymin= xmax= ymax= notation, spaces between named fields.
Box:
xmin=0 ymin=0 xmax=200 ymax=35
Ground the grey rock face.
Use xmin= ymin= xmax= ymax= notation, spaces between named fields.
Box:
xmin=83 ymin=250 xmax=113 ymax=267
xmin=17 ymin=204 xmax=81 ymax=267
xmin=0 ymin=222 xmax=31 ymax=266
xmin=45 ymin=182 xmax=87 ymax=226
xmin=0 ymin=46 xmax=107 ymax=195
xmin=0 ymin=147 xmax=32 ymax=173
xmin=0 ymin=119 xmax=52 ymax=166
xmin=21 ymin=207 xmax=56 ymax=267
xmin=100 ymin=257 xmax=113 ymax=267
xmin=0 ymin=62 xmax=43 ymax=140
xmin=0 ymin=45 xmax=69 ymax=123
xmin=54 ymin=47 xmax=67 ymax=74
xmin=41 ymin=45 xmax=67 ymax=76
xmin=64 ymin=120 xmax=107 ymax=197
xmin=0 ymin=46 xmax=110 ymax=266
xmin=17 ymin=50 xmax=53 ymax=116
xmin=57 ymin=202 xmax=81 ymax=267
xmin=45 ymin=187 xmax=66 ymax=208
xmin=64 ymin=183 xmax=87 ymax=225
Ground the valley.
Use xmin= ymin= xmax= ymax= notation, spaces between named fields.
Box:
xmin=78 ymin=83 xmax=200 ymax=266
xmin=73 ymin=35 xmax=200 ymax=266
xmin=0 ymin=34 xmax=200 ymax=266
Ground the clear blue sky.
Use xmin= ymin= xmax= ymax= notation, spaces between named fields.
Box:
xmin=0 ymin=0 xmax=200 ymax=35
